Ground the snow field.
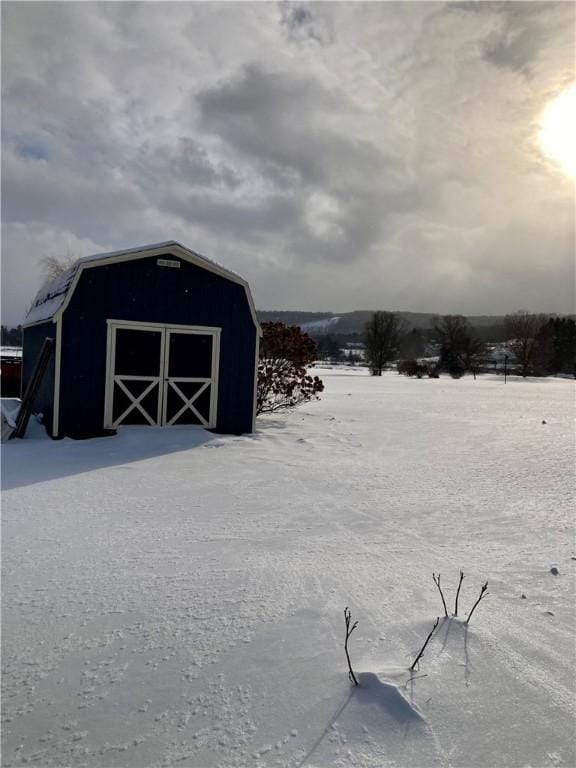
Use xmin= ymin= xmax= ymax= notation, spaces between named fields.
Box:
xmin=2 ymin=370 xmax=575 ymax=767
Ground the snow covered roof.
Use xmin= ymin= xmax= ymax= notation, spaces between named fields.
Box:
xmin=0 ymin=347 xmax=23 ymax=359
xmin=25 ymin=241 xmax=256 ymax=326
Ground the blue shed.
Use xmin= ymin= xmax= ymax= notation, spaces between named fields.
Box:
xmin=22 ymin=242 xmax=261 ymax=438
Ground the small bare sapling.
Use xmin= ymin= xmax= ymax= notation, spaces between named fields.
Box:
xmin=466 ymin=581 xmax=489 ymax=625
xmin=343 ymin=607 xmax=359 ymax=686
xmin=432 ymin=573 xmax=448 ymax=617
xmin=410 ymin=617 xmax=439 ymax=671
xmin=454 ymin=570 xmax=465 ymax=617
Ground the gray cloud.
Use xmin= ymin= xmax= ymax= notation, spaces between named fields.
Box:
xmin=196 ymin=64 xmax=416 ymax=262
xmin=2 ymin=1 xmax=574 ymax=325
xmin=160 ymin=189 xmax=302 ymax=240
xmin=279 ymin=2 xmax=334 ymax=46
xmin=197 ymin=64 xmax=355 ymax=185
xmin=453 ymin=2 xmax=573 ymax=78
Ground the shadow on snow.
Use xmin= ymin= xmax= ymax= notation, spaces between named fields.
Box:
xmin=2 ymin=426 xmax=224 ymax=490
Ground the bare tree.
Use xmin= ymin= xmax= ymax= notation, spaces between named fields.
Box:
xmin=40 ymin=254 xmax=77 ymax=282
xmin=504 ymin=312 xmax=550 ymax=377
xmin=363 ymin=312 xmax=407 ymax=376
xmin=24 ymin=254 xmax=78 ymax=319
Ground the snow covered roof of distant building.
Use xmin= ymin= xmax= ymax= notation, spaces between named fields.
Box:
xmin=25 ymin=241 xmax=253 ymax=326
xmin=0 ymin=347 xmax=23 ymax=359
xmin=486 ymin=346 xmax=517 ymax=362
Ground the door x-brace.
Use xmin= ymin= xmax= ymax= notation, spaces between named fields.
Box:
xmin=113 ymin=377 xmax=158 ymax=426
xmin=166 ymin=381 xmax=210 ymax=426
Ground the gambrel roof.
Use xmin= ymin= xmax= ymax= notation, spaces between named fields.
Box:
xmin=25 ymin=241 xmax=260 ymax=331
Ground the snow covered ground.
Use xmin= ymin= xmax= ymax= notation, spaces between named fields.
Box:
xmin=2 ymin=370 xmax=575 ymax=768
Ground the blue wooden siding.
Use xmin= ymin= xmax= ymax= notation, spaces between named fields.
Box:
xmin=57 ymin=254 xmax=256 ymax=437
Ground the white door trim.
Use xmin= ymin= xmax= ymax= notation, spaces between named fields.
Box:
xmin=52 ymin=316 xmax=62 ymax=437
xmin=161 ymin=327 xmax=220 ymax=428
xmin=104 ymin=321 xmax=220 ymax=430
xmin=106 ymin=318 xmax=222 ymax=332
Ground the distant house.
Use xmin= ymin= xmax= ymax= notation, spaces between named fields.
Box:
xmin=22 ymin=242 xmax=261 ymax=438
xmin=341 ymin=342 xmax=365 ymax=361
xmin=0 ymin=347 xmax=22 ymax=397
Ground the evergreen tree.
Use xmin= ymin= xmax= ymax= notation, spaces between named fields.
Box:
xmin=398 ymin=328 xmax=425 ymax=359
xmin=1 ymin=325 xmax=23 ymax=346
xmin=432 ymin=315 xmax=485 ymax=378
xmin=539 ymin=317 xmax=575 ymax=375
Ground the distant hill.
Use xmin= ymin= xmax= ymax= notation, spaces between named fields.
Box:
xmin=256 ymin=311 xmax=334 ymax=327
xmin=257 ymin=310 xmax=507 ymax=335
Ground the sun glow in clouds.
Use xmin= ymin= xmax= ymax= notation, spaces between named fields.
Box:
xmin=539 ymin=85 xmax=576 ymax=178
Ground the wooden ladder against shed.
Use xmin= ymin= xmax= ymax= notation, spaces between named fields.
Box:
xmin=11 ymin=337 xmax=55 ymax=439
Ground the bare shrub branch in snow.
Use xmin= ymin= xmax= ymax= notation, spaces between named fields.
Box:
xmin=454 ymin=570 xmax=465 ymax=617
xmin=343 ymin=606 xmax=359 ymax=686
xmin=410 ymin=617 xmax=440 ymax=671
xmin=466 ymin=581 xmax=489 ymax=625
xmin=432 ymin=573 xmax=449 ymax=617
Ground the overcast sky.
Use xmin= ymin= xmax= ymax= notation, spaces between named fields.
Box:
xmin=2 ymin=1 xmax=575 ymax=326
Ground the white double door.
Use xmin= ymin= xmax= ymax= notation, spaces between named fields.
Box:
xmin=105 ymin=321 xmax=220 ymax=429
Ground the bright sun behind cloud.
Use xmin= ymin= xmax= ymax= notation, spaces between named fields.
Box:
xmin=538 ymin=84 xmax=576 ymax=178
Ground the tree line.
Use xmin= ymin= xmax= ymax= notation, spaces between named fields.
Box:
xmin=1 ymin=325 xmax=23 ymax=346
xmin=256 ymin=310 xmax=574 ymax=418
xmin=362 ymin=311 xmax=575 ymax=378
